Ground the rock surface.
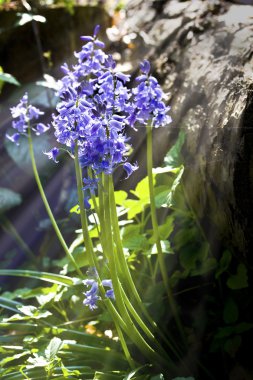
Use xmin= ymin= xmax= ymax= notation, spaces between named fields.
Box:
xmin=120 ymin=0 xmax=253 ymax=263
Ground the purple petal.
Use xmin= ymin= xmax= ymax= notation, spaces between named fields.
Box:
xmin=123 ymin=162 xmax=139 ymax=178
xmin=84 ymin=197 xmax=91 ymax=210
xmin=140 ymin=59 xmax=150 ymax=75
xmin=6 ymin=132 xmax=20 ymax=145
xmin=115 ymin=72 xmax=130 ymax=83
xmin=33 ymin=123 xmax=50 ymax=135
xmin=44 ymin=147 xmax=59 ymax=163
xmin=93 ymin=24 xmax=100 ymax=37
xmin=94 ymin=40 xmax=105 ymax=49
xmin=80 ymin=36 xmax=93 ymax=42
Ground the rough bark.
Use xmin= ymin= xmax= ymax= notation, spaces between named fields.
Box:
xmin=119 ymin=0 xmax=253 ymax=263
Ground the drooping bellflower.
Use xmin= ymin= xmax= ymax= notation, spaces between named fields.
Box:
xmin=48 ymin=25 xmax=139 ymax=191
xmin=83 ymin=278 xmax=115 ymax=310
xmin=6 ymin=93 xmax=49 ymax=145
xmin=131 ymin=59 xmax=172 ymax=128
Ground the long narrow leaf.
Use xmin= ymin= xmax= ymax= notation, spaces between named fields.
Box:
xmin=60 ymin=343 xmax=127 ymax=367
xmin=0 ymin=270 xmax=77 ymax=286
xmin=0 ymin=366 xmax=95 ymax=380
xmin=0 ymin=322 xmax=38 ymax=332
xmin=0 ymin=296 xmax=23 ymax=313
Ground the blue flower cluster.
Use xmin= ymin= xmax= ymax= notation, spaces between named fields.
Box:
xmin=8 ymin=26 xmax=171 ymax=193
xmin=83 ymin=278 xmax=114 ymax=310
xmin=49 ymin=26 xmax=135 ymax=179
xmin=6 ymin=93 xmax=49 ymax=145
xmin=132 ymin=60 xmax=172 ymax=128
xmin=47 ymin=25 xmax=170 ymax=189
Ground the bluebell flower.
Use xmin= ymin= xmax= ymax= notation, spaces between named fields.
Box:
xmin=33 ymin=123 xmax=50 ymax=136
xmin=132 ymin=60 xmax=172 ymax=128
xmin=84 ymin=197 xmax=91 ymax=210
xmin=101 ymin=279 xmax=115 ymax=300
xmin=8 ymin=92 xmax=47 ymax=144
xmin=139 ymin=59 xmax=150 ymax=75
xmin=123 ymin=162 xmax=139 ymax=178
xmin=48 ymin=25 xmax=136 ymax=180
xmin=44 ymin=147 xmax=59 ymax=163
xmin=83 ymin=277 xmax=115 ymax=310
xmin=83 ymin=279 xmax=100 ymax=310
xmin=46 ymin=27 xmax=171 ymax=190
xmin=83 ymin=177 xmax=99 ymax=193
xmin=6 ymin=132 xmax=21 ymax=145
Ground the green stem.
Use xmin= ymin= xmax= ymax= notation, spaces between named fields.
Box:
xmin=113 ymin=318 xmax=135 ymax=369
xmin=108 ymin=176 xmax=158 ymax=328
xmin=103 ymin=174 xmax=171 ymax=368
xmin=108 ymin=174 xmax=184 ymax=361
xmin=146 ymin=124 xmax=186 ymax=345
xmin=74 ymin=146 xmax=95 ymax=268
xmin=74 ymin=155 xmax=135 ymax=368
xmin=27 ymin=129 xmax=82 ymax=277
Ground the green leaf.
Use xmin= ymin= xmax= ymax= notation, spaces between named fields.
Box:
xmin=227 ymin=263 xmax=248 ymax=290
xmin=69 ymin=234 xmax=83 ymax=253
xmin=174 ymin=222 xmax=197 ymax=247
xmin=214 ymin=322 xmax=253 ymax=339
xmin=0 ymin=72 xmax=20 ymax=86
xmin=121 ymin=225 xmax=148 ymax=250
xmin=0 ymin=188 xmax=22 ymax=214
xmin=223 ymin=298 xmax=239 ymax=324
xmin=0 ymin=322 xmax=38 ymax=332
xmin=0 ymin=296 xmax=23 ymax=313
xmin=0 ymin=350 xmax=30 ymax=367
xmin=53 ymin=246 xmax=89 ymax=273
xmin=179 ymin=240 xmax=209 ymax=273
xmin=0 ymin=269 xmax=78 ymax=286
xmin=94 ymin=372 xmax=124 ymax=379
xmin=215 ymin=250 xmax=232 ymax=279
xmin=114 ymin=190 xmax=128 ymax=205
xmin=166 ymin=166 xmax=184 ymax=207
xmin=150 ymin=240 xmax=173 ymax=255
xmin=61 ymin=342 xmax=126 ymax=366
xmin=224 ymin=335 xmax=241 ymax=358
xmin=26 ymin=352 xmax=50 ymax=368
xmin=70 ymin=204 xmax=80 ymax=214
xmin=164 ymin=130 xmax=185 ymax=169
xmin=17 ymin=305 xmax=52 ymax=319
xmin=171 ymin=378 xmax=195 ymax=380
xmin=149 ymin=215 xmax=174 ymax=243
xmin=123 ymin=365 xmax=150 ymax=380
xmin=154 ymin=186 xmax=171 ymax=208
xmin=45 ymin=337 xmax=63 ymax=361
xmin=123 ymin=198 xmax=148 ymax=220
xmin=153 ymin=167 xmax=181 ymax=174
xmin=2 ymin=285 xmax=58 ymax=301
xmin=131 ymin=176 xmax=151 ymax=199
xmin=191 ymin=257 xmax=217 ymax=277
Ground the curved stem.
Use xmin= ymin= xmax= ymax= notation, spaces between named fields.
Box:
xmin=146 ymin=124 xmax=186 ymax=345
xmin=74 ymin=154 xmax=135 ymax=368
xmin=74 ymin=146 xmax=95 ymax=268
xmin=109 ymin=174 xmax=185 ymax=361
xmin=108 ymin=176 xmax=160 ymax=328
xmin=27 ymin=129 xmax=82 ymax=277
xmin=113 ymin=319 xmax=135 ymax=369
xmin=103 ymin=174 xmax=172 ymax=368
